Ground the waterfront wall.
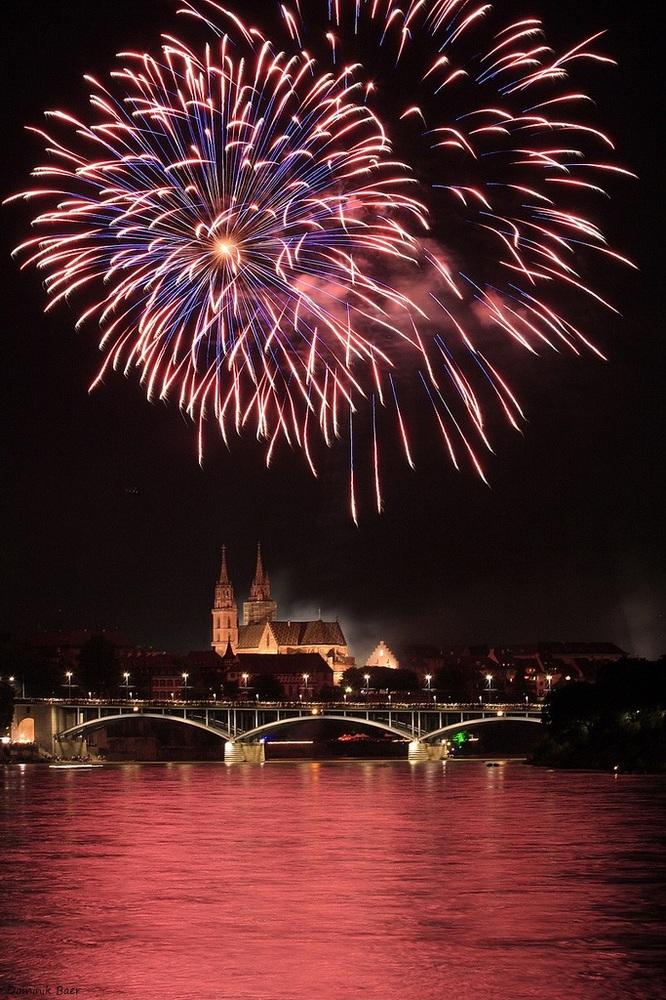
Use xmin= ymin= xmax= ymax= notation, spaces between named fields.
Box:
xmin=12 ymin=703 xmax=64 ymax=755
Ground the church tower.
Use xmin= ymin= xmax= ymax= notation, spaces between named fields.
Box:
xmin=211 ymin=546 xmax=238 ymax=655
xmin=243 ymin=543 xmax=278 ymax=625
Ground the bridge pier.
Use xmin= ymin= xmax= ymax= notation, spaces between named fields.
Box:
xmin=224 ymin=741 xmax=265 ymax=764
xmin=408 ymin=741 xmax=448 ymax=762
xmin=55 ymin=735 xmax=90 ymax=760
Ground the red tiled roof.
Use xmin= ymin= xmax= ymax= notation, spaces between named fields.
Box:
xmin=236 ymin=619 xmax=347 ymax=650
xmin=236 ymin=622 xmax=268 ymax=649
xmin=270 ymin=620 xmax=346 ymax=646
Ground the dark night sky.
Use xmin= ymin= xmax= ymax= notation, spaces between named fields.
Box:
xmin=1 ymin=1 xmax=663 ymax=663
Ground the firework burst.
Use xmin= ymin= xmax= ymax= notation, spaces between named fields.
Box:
xmin=8 ymin=1 xmax=633 ymax=517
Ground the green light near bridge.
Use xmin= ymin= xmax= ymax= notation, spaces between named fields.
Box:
xmin=451 ymin=731 xmax=469 ymax=746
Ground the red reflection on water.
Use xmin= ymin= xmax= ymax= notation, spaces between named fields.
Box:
xmin=1 ymin=763 xmax=664 ymax=1000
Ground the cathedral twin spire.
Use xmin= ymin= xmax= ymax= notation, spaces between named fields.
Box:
xmin=212 ymin=543 xmax=277 ymax=653
xmin=248 ymin=542 xmax=270 ymax=603
xmin=243 ymin=542 xmax=278 ymax=626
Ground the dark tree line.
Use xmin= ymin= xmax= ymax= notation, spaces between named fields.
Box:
xmin=531 ymin=658 xmax=666 ymax=773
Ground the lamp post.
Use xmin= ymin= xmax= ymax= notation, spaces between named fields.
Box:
xmin=546 ymin=674 xmax=552 ymax=693
xmin=64 ymin=671 xmax=74 ymax=699
xmin=302 ymin=673 xmax=309 ymax=701
xmin=182 ymin=672 xmax=189 ymax=702
xmin=123 ymin=672 xmax=130 ymax=700
xmin=8 ymin=675 xmax=25 ymax=698
xmin=425 ymin=674 xmax=432 ymax=694
xmin=486 ymin=673 xmax=493 ymax=702
xmin=344 ymin=686 xmax=352 ymax=703
xmin=364 ymin=674 xmax=370 ymax=700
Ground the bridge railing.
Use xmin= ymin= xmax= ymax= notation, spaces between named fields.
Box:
xmin=14 ymin=696 xmax=542 ymax=711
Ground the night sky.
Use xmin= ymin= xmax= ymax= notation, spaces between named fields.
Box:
xmin=1 ymin=0 xmax=663 ymax=664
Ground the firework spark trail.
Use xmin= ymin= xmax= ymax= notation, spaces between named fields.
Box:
xmin=185 ymin=2 xmax=635 ymax=461
xmin=9 ymin=29 xmax=438 ymax=492
xmin=8 ymin=1 xmax=634 ymax=517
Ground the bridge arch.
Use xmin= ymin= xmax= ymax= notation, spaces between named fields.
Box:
xmin=237 ymin=714 xmax=414 ymax=744
xmin=55 ymin=713 xmax=233 ymax=745
xmin=423 ymin=715 xmax=543 ymax=744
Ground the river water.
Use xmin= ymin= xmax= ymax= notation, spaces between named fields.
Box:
xmin=1 ymin=761 xmax=664 ymax=1000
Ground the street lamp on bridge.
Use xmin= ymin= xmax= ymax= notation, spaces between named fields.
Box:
xmin=64 ymin=672 xmax=74 ymax=699
xmin=6 ymin=675 xmax=25 ymax=698
xmin=302 ymin=673 xmax=310 ymax=700
xmin=182 ymin=672 xmax=190 ymax=701
xmin=122 ymin=672 xmax=131 ymax=699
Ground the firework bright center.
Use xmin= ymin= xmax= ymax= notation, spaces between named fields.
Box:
xmin=215 ymin=240 xmax=241 ymax=265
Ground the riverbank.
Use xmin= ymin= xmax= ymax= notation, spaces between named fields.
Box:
xmin=527 ymin=724 xmax=666 ymax=774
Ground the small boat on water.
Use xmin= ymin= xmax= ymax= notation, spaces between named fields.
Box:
xmin=49 ymin=763 xmax=103 ymax=770
xmin=485 ymin=761 xmax=500 ymax=767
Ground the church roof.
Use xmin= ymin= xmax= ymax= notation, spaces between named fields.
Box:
xmin=235 ymin=619 xmax=347 ymax=650
xmin=236 ymin=622 xmax=269 ymax=650
xmin=269 ymin=620 xmax=347 ymax=647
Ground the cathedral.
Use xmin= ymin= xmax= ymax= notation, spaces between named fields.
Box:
xmin=211 ymin=544 xmax=352 ymax=684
